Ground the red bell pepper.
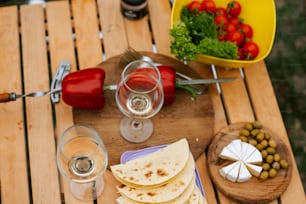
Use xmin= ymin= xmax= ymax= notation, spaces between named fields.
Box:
xmin=61 ymin=68 xmax=105 ymax=109
xmin=156 ymin=65 xmax=176 ymax=106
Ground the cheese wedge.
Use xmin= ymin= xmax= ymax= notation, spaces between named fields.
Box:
xmin=220 ymin=160 xmax=240 ymax=181
xmin=219 ymin=146 xmax=240 ymax=161
xmin=244 ymin=147 xmax=262 ymax=164
xmin=230 ymin=139 xmax=243 ymax=159
xmin=237 ymin=161 xmax=252 ymax=182
xmin=246 ymin=163 xmax=263 ymax=177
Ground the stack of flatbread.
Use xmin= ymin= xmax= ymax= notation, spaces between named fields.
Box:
xmin=110 ymin=138 xmax=208 ymax=204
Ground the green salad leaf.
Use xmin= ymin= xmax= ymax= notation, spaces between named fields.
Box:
xmin=170 ymin=6 xmax=238 ymax=61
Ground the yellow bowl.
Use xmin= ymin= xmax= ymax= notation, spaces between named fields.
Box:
xmin=171 ymin=0 xmax=276 ymax=68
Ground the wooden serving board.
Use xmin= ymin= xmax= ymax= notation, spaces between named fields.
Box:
xmin=73 ymin=52 xmax=214 ymax=167
xmin=207 ymin=122 xmax=292 ymax=203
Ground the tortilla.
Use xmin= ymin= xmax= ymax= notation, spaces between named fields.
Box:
xmin=116 ymin=175 xmax=196 ymax=204
xmin=110 ymin=138 xmax=190 ymax=188
xmin=116 ymin=153 xmax=195 ymax=203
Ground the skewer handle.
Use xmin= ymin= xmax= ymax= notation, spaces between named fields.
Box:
xmin=0 ymin=93 xmax=16 ymax=102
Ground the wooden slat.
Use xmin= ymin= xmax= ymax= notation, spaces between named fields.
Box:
xmin=20 ymin=4 xmax=61 ymax=204
xmin=71 ymin=0 xmax=103 ymax=68
xmin=46 ymin=2 xmax=89 ymax=204
xmin=245 ymin=61 xmax=306 ymax=203
xmin=124 ymin=16 xmax=152 ymax=51
xmin=97 ymin=0 xmax=128 ymax=58
xmin=0 ymin=6 xmax=30 ymax=204
xmin=190 ymin=62 xmax=234 ymax=203
xmin=148 ymin=0 xmax=172 ymax=56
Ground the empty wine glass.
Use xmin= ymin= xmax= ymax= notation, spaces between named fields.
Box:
xmin=56 ymin=125 xmax=108 ymax=201
xmin=115 ymin=60 xmax=164 ymax=143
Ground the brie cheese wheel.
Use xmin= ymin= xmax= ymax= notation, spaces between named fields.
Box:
xmin=219 ymin=139 xmax=263 ymax=183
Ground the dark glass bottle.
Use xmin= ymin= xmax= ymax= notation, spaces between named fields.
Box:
xmin=121 ymin=0 xmax=148 ymax=20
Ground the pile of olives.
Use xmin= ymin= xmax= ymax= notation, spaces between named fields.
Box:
xmin=239 ymin=121 xmax=289 ymax=180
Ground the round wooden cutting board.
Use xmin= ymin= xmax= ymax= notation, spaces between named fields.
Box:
xmin=207 ymin=122 xmax=292 ymax=203
xmin=73 ymin=52 xmax=214 ymax=167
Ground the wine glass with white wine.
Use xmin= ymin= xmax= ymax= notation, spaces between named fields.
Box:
xmin=56 ymin=125 xmax=108 ymax=201
xmin=115 ymin=60 xmax=164 ymax=143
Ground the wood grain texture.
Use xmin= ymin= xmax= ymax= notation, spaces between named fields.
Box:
xmin=0 ymin=6 xmax=30 ymax=204
xmin=20 ymin=4 xmax=61 ymax=204
xmin=244 ymin=61 xmax=306 ymax=203
xmin=207 ymin=122 xmax=292 ymax=203
xmin=73 ymin=52 xmax=214 ymax=167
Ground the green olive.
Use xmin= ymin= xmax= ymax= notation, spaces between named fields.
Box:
xmin=253 ymin=120 xmax=263 ymax=129
xmin=261 ymin=150 xmax=268 ymax=158
xmin=262 ymin=163 xmax=270 ymax=171
xmin=256 ymin=143 xmax=264 ymax=151
xmin=251 ymin=129 xmax=259 ymax=137
xmin=266 ymin=155 xmax=274 ymax=164
xmin=249 ymin=139 xmax=258 ymax=146
xmin=244 ymin=123 xmax=253 ymax=131
xmin=269 ymin=139 xmax=277 ymax=148
xmin=260 ymin=140 xmax=268 ymax=148
xmin=259 ymin=171 xmax=269 ymax=180
xmin=274 ymin=153 xmax=281 ymax=162
xmin=267 ymin=147 xmax=276 ymax=155
xmin=256 ymin=132 xmax=265 ymax=142
xmin=239 ymin=135 xmax=248 ymax=142
xmin=280 ymin=160 xmax=289 ymax=169
xmin=240 ymin=129 xmax=250 ymax=137
xmin=264 ymin=132 xmax=271 ymax=140
xmin=272 ymin=162 xmax=280 ymax=170
xmin=269 ymin=168 xmax=278 ymax=178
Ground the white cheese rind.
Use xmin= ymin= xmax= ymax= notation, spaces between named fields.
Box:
xmin=230 ymin=139 xmax=243 ymax=160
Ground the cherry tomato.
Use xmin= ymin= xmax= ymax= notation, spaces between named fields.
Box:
xmin=214 ymin=15 xmax=228 ymax=26
xmin=228 ymin=16 xmax=242 ymax=26
xmin=240 ymin=23 xmax=253 ymax=38
xmin=187 ymin=1 xmax=201 ymax=12
xmin=218 ymin=30 xmax=228 ymax=41
xmin=199 ymin=0 xmax=216 ymax=14
xmin=243 ymin=41 xmax=259 ymax=60
xmin=224 ymin=22 xmax=237 ymax=33
xmin=227 ymin=1 xmax=242 ymax=17
xmin=238 ymin=48 xmax=245 ymax=60
xmin=227 ymin=30 xmax=244 ymax=47
xmin=215 ymin=7 xmax=227 ymax=16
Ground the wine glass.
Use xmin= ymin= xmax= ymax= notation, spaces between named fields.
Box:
xmin=56 ymin=125 xmax=108 ymax=201
xmin=115 ymin=60 xmax=164 ymax=143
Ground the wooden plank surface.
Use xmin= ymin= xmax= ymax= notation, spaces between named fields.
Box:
xmin=245 ymin=62 xmax=306 ymax=203
xmin=46 ymin=2 xmax=87 ymax=204
xmin=20 ymin=4 xmax=61 ymax=204
xmin=0 ymin=6 xmax=30 ymax=204
xmin=97 ymin=0 xmax=128 ymax=58
xmin=71 ymin=0 xmax=103 ymax=68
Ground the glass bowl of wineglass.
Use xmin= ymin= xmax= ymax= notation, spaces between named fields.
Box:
xmin=115 ymin=60 xmax=164 ymax=143
xmin=56 ymin=125 xmax=108 ymax=201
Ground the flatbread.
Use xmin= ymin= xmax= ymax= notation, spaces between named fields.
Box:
xmin=116 ymin=175 xmax=196 ymax=204
xmin=116 ymin=153 xmax=195 ymax=203
xmin=110 ymin=138 xmax=190 ymax=188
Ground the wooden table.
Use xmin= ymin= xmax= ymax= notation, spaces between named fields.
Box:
xmin=0 ymin=0 xmax=304 ymax=203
